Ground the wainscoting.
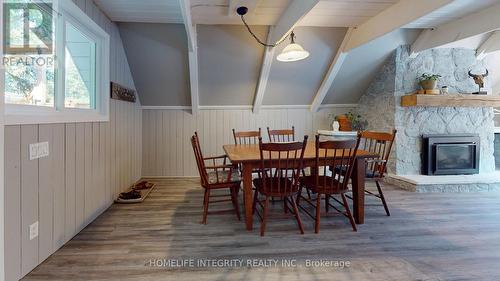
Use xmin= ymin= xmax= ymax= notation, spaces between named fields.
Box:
xmin=3 ymin=0 xmax=140 ymax=279
xmin=142 ymin=107 xmax=354 ymax=177
xmin=4 ymin=100 xmax=142 ymax=279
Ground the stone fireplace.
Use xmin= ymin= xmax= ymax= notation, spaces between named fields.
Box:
xmin=356 ymin=46 xmax=499 ymax=192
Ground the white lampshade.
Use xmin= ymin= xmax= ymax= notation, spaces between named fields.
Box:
xmin=276 ymin=42 xmax=310 ymax=62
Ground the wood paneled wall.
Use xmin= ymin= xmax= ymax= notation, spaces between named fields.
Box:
xmin=142 ymin=107 xmax=354 ymax=177
xmin=5 ymin=100 xmax=142 ymax=280
xmin=4 ymin=1 xmax=140 ymax=280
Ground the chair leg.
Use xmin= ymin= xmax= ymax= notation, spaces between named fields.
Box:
xmin=260 ymin=196 xmax=270 ymax=236
xmin=252 ymin=189 xmax=259 ymax=215
xmin=376 ymin=180 xmax=390 ymax=216
xmin=306 ymin=189 xmax=312 ymax=200
xmin=296 ymin=186 xmax=303 ymax=205
xmin=315 ymin=194 xmax=321 ymax=234
xmin=202 ymin=189 xmax=210 ymax=224
xmin=284 ymin=196 xmax=288 ymax=214
xmin=230 ymin=187 xmax=241 ymax=221
xmin=325 ymin=194 xmax=330 ymax=213
xmin=341 ymin=193 xmax=357 ymax=232
xmin=302 ymin=169 xmax=312 ymax=200
xmin=290 ymin=196 xmax=304 ymax=234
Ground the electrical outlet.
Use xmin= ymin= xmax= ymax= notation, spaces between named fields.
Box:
xmin=29 ymin=221 xmax=39 ymax=240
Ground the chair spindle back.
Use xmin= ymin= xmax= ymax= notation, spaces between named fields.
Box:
xmin=258 ymin=136 xmax=308 ymax=194
xmin=232 ymin=128 xmax=261 ymax=145
xmin=359 ymin=130 xmax=397 ymax=177
xmin=191 ymin=132 xmax=209 ymax=186
xmin=315 ymin=134 xmax=361 ymax=191
xmin=267 ymin=126 xmax=295 ymax=142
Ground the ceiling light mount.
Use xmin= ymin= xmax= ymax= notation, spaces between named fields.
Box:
xmin=236 ymin=6 xmax=248 ymax=16
xmin=236 ymin=6 xmax=310 ymax=62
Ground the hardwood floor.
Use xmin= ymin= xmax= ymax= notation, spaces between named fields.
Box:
xmin=23 ymin=178 xmax=500 ymax=281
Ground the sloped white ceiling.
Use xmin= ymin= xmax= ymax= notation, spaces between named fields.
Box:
xmin=119 ymin=23 xmax=191 ymax=106
xmin=263 ymin=26 xmax=348 ymax=105
xmin=119 ymin=23 xmax=421 ymax=106
xmin=324 ymin=28 xmax=421 ymax=104
xmin=197 ymin=25 xmax=267 ymax=105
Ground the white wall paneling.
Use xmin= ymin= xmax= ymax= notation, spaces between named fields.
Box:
xmin=4 ymin=100 xmax=141 ymax=280
xmin=142 ymin=107 xmax=354 ymax=177
xmin=0 ymin=1 xmax=5 ymax=280
xmin=3 ymin=0 xmax=141 ymax=279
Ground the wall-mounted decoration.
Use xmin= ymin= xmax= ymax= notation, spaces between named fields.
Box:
xmin=111 ymin=82 xmax=136 ymax=102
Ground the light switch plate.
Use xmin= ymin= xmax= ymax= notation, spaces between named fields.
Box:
xmin=29 ymin=221 xmax=39 ymax=240
xmin=29 ymin=142 xmax=49 ymax=160
xmin=29 ymin=143 xmax=38 ymax=160
xmin=38 ymin=142 xmax=49 ymax=158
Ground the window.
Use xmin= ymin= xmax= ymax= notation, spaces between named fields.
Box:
xmin=64 ymin=22 xmax=96 ymax=109
xmin=4 ymin=1 xmax=55 ymax=107
xmin=3 ymin=0 xmax=109 ymax=125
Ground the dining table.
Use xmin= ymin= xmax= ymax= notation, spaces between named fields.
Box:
xmin=223 ymin=141 xmax=379 ymax=231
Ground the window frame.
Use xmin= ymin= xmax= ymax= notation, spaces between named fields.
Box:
xmin=4 ymin=0 xmax=110 ymax=125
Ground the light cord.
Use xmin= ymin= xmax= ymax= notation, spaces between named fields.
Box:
xmin=240 ymin=14 xmax=290 ymax=48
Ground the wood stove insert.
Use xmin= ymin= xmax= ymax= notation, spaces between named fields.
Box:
xmin=422 ymin=134 xmax=480 ymax=175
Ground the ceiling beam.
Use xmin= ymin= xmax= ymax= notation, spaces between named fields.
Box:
xmin=227 ymin=0 xmax=235 ymax=16
xmin=179 ymin=0 xmax=199 ymax=114
xmin=411 ymin=2 xmax=500 ymax=57
xmin=267 ymin=0 xmax=319 ymax=44
xmin=179 ymin=0 xmax=195 ymax=51
xmin=309 ymin=0 xmax=453 ymax=111
xmin=310 ymin=28 xmax=353 ymax=112
xmin=253 ymin=28 xmax=275 ymax=114
xmin=345 ymin=0 xmax=453 ymax=52
xmin=188 ymin=44 xmax=200 ymax=114
xmin=228 ymin=0 xmax=260 ymax=17
xmin=252 ymin=0 xmax=319 ymax=113
xmin=477 ymin=31 xmax=500 ymax=60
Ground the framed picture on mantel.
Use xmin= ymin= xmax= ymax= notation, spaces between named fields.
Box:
xmin=110 ymin=82 xmax=136 ymax=103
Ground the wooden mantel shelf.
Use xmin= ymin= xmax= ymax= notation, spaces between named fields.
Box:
xmin=401 ymin=93 xmax=500 ymax=107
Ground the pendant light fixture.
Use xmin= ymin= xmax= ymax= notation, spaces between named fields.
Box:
xmin=236 ymin=6 xmax=310 ymax=62
xmin=276 ymin=31 xmax=309 ymax=62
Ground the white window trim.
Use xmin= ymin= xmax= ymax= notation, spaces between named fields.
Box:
xmin=4 ymin=0 xmax=110 ymax=125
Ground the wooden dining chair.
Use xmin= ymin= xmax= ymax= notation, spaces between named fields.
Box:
xmin=358 ymin=129 xmax=397 ymax=216
xmin=232 ymin=128 xmax=265 ymax=175
xmin=233 ymin=128 xmax=261 ymax=145
xmin=297 ymin=134 xmax=361 ymax=233
xmin=267 ymin=126 xmax=295 ymax=142
xmin=252 ymin=136 xmax=308 ymax=236
xmin=267 ymin=126 xmax=311 ymax=201
xmin=191 ymin=132 xmax=241 ymax=224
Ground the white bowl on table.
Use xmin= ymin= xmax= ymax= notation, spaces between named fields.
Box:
xmin=317 ymin=130 xmax=358 ymax=140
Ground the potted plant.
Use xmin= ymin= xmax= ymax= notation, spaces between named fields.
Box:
xmin=330 ymin=111 xmax=368 ymax=131
xmin=346 ymin=111 xmax=368 ymax=131
xmin=418 ymin=73 xmax=441 ymax=90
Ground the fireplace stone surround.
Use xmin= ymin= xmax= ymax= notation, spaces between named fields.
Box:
xmin=356 ymin=46 xmax=499 ymax=192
